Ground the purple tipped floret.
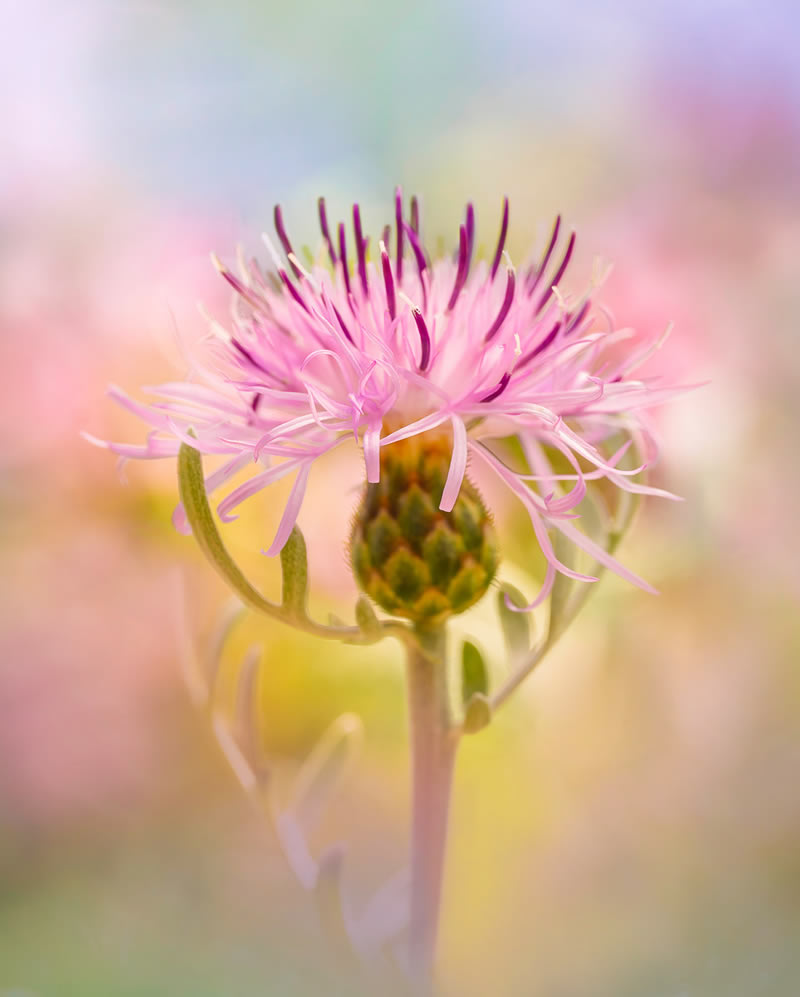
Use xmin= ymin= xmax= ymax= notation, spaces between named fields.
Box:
xmin=565 ymin=299 xmax=590 ymax=334
xmin=338 ymin=223 xmax=352 ymax=298
xmin=410 ymin=195 xmax=420 ymax=234
xmin=465 ymin=202 xmax=475 ymax=261
xmin=403 ymin=221 xmax=428 ymax=310
xmin=490 ymin=196 xmax=509 ymax=280
xmin=381 ymin=245 xmax=396 ymax=320
xmin=480 ymin=370 xmax=511 ymax=402
xmin=447 ymin=225 xmax=470 ymax=312
xmin=232 ymin=338 xmax=261 ymax=369
xmin=527 ymin=215 xmax=561 ymax=295
xmin=518 ymin=320 xmax=562 ymax=368
xmin=318 ymin=197 xmax=337 ymax=264
xmin=353 ymin=204 xmax=368 ymax=295
xmin=395 ymin=187 xmax=404 ymax=283
xmin=412 ymin=308 xmax=431 ymax=371
xmin=535 ymin=231 xmax=576 ymax=314
xmin=332 ymin=303 xmax=354 ymax=344
xmin=484 ymin=268 xmax=516 ymax=342
xmin=279 ymin=269 xmax=310 ymax=314
xmin=274 ymin=205 xmax=302 ymax=279
xmin=219 ymin=268 xmax=254 ymax=301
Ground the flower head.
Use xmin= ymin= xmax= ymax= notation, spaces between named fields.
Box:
xmin=92 ymin=190 xmax=681 ymax=610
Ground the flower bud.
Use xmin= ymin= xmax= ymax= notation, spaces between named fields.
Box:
xmin=351 ymin=435 xmax=498 ymax=623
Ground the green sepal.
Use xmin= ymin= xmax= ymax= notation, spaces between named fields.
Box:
xmin=280 ymin=526 xmax=309 ymax=616
xmin=177 ymin=442 xmax=280 ymax=618
xmin=497 ymin=583 xmax=530 ymax=661
xmin=461 ymin=639 xmax=489 ymax=703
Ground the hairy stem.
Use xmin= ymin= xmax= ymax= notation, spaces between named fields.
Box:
xmin=406 ymin=628 xmax=460 ymax=990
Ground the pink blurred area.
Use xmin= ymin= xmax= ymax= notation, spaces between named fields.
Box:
xmin=1 ymin=183 xmax=235 ymax=826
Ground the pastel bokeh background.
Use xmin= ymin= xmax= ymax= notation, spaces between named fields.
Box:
xmin=3 ymin=2 xmax=800 ymax=995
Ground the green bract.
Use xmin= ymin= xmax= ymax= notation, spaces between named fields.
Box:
xmin=350 ymin=436 xmax=498 ymax=623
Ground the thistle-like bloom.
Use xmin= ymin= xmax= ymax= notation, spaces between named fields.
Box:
xmin=92 ymin=191 xmax=679 ymax=610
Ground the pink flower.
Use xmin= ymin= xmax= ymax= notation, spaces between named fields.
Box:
xmin=90 ymin=191 xmax=682 ymax=606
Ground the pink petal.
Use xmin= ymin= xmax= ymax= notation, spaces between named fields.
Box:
xmin=439 ymin=416 xmax=467 ymax=512
xmin=264 ymin=461 xmax=313 ymax=556
xmin=363 ymin=420 xmax=382 ymax=483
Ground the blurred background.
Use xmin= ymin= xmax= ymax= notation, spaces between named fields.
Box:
xmin=2 ymin=1 xmax=800 ymax=994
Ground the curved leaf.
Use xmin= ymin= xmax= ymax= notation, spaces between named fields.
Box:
xmin=461 ymin=639 xmax=489 ymax=703
xmin=177 ymin=443 xmax=284 ymax=619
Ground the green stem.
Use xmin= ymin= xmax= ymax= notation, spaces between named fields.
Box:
xmin=406 ymin=628 xmax=460 ymax=990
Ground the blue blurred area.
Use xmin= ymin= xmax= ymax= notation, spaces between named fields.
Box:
xmin=30 ymin=0 xmax=797 ymax=213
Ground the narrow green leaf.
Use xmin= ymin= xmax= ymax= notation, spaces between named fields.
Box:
xmin=497 ymin=583 xmax=530 ymax=660
xmin=177 ymin=443 xmax=281 ymax=619
xmin=280 ymin=526 xmax=308 ymax=615
xmin=461 ymin=639 xmax=489 ymax=704
xmin=355 ymin=595 xmax=380 ymax=636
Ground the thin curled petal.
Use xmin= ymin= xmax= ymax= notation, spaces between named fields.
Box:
xmin=439 ymin=416 xmax=467 ymax=512
xmin=363 ymin=420 xmax=381 ymax=483
xmin=265 ymin=462 xmax=313 ymax=556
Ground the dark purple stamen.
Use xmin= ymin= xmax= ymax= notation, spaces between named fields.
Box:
xmin=381 ymin=244 xmax=396 ymax=320
xmin=565 ymin=299 xmax=590 ymax=334
xmin=518 ymin=320 xmax=561 ymax=368
xmin=332 ymin=303 xmax=354 ymax=344
xmin=535 ymin=231 xmax=576 ymax=314
xmin=484 ymin=268 xmax=516 ymax=342
xmin=250 ymin=392 xmax=262 ymax=412
xmin=403 ymin=221 xmax=428 ymax=310
xmin=279 ymin=269 xmax=310 ymax=314
xmin=410 ymin=195 xmax=420 ymax=234
xmin=352 ymin=203 xmax=368 ymax=294
xmin=232 ymin=338 xmax=261 ymax=369
xmin=412 ymin=308 xmax=431 ymax=371
xmin=490 ymin=196 xmax=509 ymax=280
xmin=395 ymin=186 xmax=404 ymax=283
xmin=338 ymin=222 xmax=352 ymax=299
xmin=527 ymin=215 xmax=561 ymax=295
xmin=480 ymin=371 xmax=511 ymax=403
xmin=447 ymin=225 xmax=470 ymax=312
xmin=273 ymin=205 xmax=302 ymax=279
xmin=219 ymin=268 xmax=255 ymax=302
xmin=465 ymin=202 xmax=475 ymax=261
xmin=318 ymin=197 xmax=337 ymax=264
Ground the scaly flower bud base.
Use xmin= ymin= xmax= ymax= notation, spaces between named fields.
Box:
xmin=351 ymin=435 xmax=498 ymax=623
